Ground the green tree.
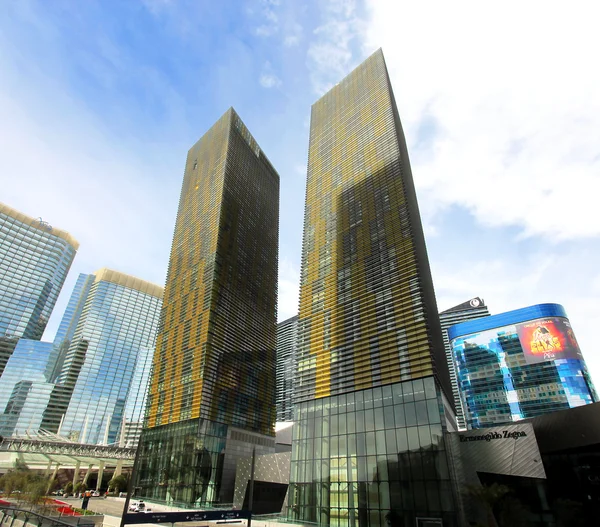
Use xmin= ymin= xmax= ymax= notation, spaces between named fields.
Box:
xmin=73 ymin=482 xmax=87 ymax=495
xmin=64 ymin=482 xmax=74 ymax=495
xmin=108 ymin=474 xmax=128 ymax=493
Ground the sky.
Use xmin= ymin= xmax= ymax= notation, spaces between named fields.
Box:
xmin=1 ymin=1 xmax=599 ymax=384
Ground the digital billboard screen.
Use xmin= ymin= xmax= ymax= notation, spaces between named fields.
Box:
xmin=516 ymin=317 xmax=582 ymax=364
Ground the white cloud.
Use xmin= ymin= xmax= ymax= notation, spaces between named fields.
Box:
xmin=307 ymin=0 xmax=366 ymax=94
xmin=364 ymin=0 xmax=600 ymax=240
xmin=278 ymin=258 xmax=300 ymax=322
xmin=283 ymin=23 xmax=303 ymax=47
xmin=259 ymin=61 xmax=282 ymax=88
xmin=253 ymin=0 xmax=281 ymax=37
xmin=432 ymin=244 xmax=600 ymax=385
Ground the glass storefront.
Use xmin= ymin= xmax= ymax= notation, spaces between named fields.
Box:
xmin=288 ymin=377 xmax=457 ymax=527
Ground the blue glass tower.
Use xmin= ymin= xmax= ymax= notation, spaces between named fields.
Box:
xmin=449 ymin=303 xmax=597 ymax=429
xmin=0 ymin=202 xmax=78 ymax=376
xmin=0 ymin=339 xmax=54 ymax=436
xmin=54 ymin=268 xmax=163 ymax=444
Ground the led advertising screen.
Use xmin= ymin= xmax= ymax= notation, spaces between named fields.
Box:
xmin=516 ymin=317 xmax=582 ymax=364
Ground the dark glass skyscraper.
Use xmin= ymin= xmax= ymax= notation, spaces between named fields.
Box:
xmin=289 ymin=50 xmax=458 ymax=527
xmin=277 ymin=315 xmax=298 ymax=422
xmin=439 ymin=298 xmax=490 ymax=430
xmin=0 ymin=202 xmax=78 ymax=376
xmin=134 ymin=108 xmax=279 ymax=506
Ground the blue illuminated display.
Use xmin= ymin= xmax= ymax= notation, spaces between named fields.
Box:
xmin=449 ymin=303 xmax=597 ymax=429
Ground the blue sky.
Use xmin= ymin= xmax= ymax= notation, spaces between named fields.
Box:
xmin=2 ymin=1 xmax=600 ymax=384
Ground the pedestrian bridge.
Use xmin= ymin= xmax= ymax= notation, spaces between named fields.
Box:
xmin=0 ymin=431 xmax=136 ymax=487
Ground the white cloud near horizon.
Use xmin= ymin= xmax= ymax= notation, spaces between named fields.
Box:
xmin=364 ymin=0 xmax=600 ymax=240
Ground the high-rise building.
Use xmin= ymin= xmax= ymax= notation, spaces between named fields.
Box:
xmin=134 ymin=108 xmax=279 ymax=506
xmin=290 ymin=50 xmax=458 ymax=527
xmin=450 ymin=303 xmax=597 ymax=429
xmin=0 ymin=339 xmax=54 ymax=436
xmin=0 ymin=202 xmax=78 ymax=376
xmin=439 ymin=298 xmax=490 ymax=430
xmin=47 ymin=269 xmax=163 ymax=444
xmin=121 ymin=345 xmax=154 ymax=447
xmin=0 ymin=274 xmax=94 ymax=437
xmin=277 ymin=315 xmax=298 ymax=422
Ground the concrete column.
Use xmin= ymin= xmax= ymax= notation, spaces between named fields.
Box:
xmin=47 ymin=463 xmax=61 ymax=493
xmin=72 ymin=461 xmax=81 ymax=487
xmin=82 ymin=464 xmax=94 ymax=485
xmin=114 ymin=459 xmax=123 ymax=477
xmin=96 ymin=462 xmax=105 ymax=491
xmin=44 ymin=460 xmax=53 ymax=477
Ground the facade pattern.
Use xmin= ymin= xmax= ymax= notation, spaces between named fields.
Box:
xmin=0 ymin=339 xmax=54 ymax=436
xmin=438 ymin=298 xmax=490 ymax=430
xmin=277 ymin=316 xmax=298 ymax=422
xmin=0 ymin=202 xmax=78 ymax=376
xmin=135 ymin=108 xmax=279 ymax=507
xmin=295 ymin=50 xmax=451 ymax=404
xmin=54 ymin=269 xmax=163 ymax=444
xmin=290 ymin=50 xmax=457 ymax=526
xmin=450 ymin=303 xmax=597 ymax=429
xmin=291 ymin=379 xmax=456 ymax=526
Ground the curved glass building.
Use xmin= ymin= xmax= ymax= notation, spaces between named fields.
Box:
xmin=449 ymin=303 xmax=597 ymax=429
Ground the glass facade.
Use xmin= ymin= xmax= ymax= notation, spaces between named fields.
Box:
xmin=136 ymin=108 xmax=279 ymax=506
xmin=438 ymin=298 xmax=490 ymax=430
xmin=0 ymin=202 xmax=78 ymax=376
xmin=122 ymin=345 xmax=154 ymax=447
xmin=277 ymin=315 xmax=298 ymax=422
xmin=55 ymin=268 xmax=163 ymax=444
xmin=291 ymin=50 xmax=457 ymax=526
xmin=0 ymin=339 xmax=54 ymax=436
xmin=290 ymin=378 xmax=456 ymax=526
xmin=450 ymin=303 xmax=597 ymax=428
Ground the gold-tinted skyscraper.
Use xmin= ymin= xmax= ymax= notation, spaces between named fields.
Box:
xmin=135 ymin=108 xmax=279 ymax=506
xmin=290 ymin=50 xmax=458 ymax=526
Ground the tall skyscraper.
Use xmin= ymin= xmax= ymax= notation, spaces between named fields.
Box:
xmin=134 ymin=108 xmax=279 ymax=506
xmin=276 ymin=315 xmax=298 ymax=422
xmin=0 ymin=202 xmax=78 ymax=376
xmin=439 ymin=298 xmax=490 ymax=430
xmin=450 ymin=303 xmax=597 ymax=429
xmin=0 ymin=339 xmax=54 ymax=436
xmin=49 ymin=269 xmax=163 ymax=444
xmin=0 ymin=274 xmax=94 ymax=437
xmin=289 ymin=50 xmax=458 ymax=526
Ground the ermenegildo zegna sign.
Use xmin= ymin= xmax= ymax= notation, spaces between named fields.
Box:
xmin=451 ymin=423 xmax=546 ymax=480
xmin=459 ymin=430 xmax=527 ymax=443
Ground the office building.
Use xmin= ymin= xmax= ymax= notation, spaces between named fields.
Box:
xmin=0 ymin=202 xmax=78 ymax=376
xmin=290 ymin=49 xmax=457 ymax=527
xmin=277 ymin=315 xmax=298 ymax=422
xmin=0 ymin=274 xmax=94 ymax=437
xmin=134 ymin=108 xmax=279 ymax=506
xmin=121 ymin=345 xmax=154 ymax=447
xmin=47 ymin=269 xmax=163 ymax=444
xmin=449 ymin=303 xmax=597 ymax=429
xmin=439 ymin=298 xmax=490 ymax=430
xmin=0 ymin=339 xmax=54 ymax=436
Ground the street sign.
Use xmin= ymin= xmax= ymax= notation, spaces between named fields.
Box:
xmin=123 ymin=510 xmax=251 ymax=525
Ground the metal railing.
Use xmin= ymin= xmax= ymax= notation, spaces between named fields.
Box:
xmin=1 ymin=507 xmax=82 ymax=527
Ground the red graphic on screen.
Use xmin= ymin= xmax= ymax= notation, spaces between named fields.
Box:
xmin=516 ymin=317 xmax=582 ymax=364
xmin=530 ymin=325 xmax=562 ymax=354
